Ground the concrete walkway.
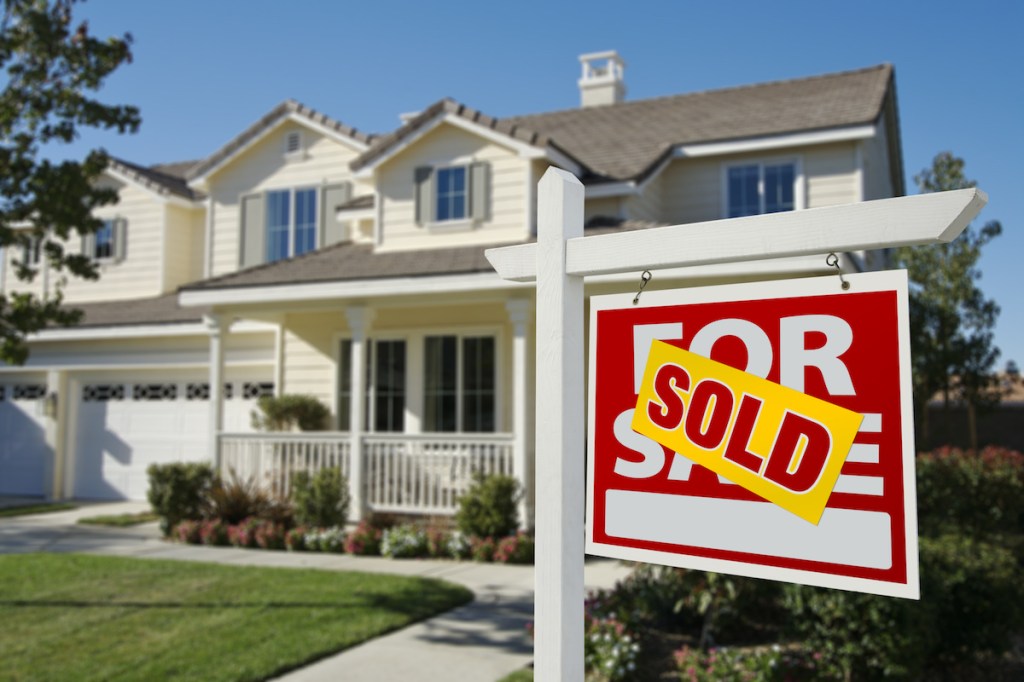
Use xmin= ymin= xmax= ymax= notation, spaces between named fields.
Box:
xmin=0 ymin=501 xmax=632 ymax=681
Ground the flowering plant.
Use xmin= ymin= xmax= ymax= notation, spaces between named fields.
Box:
xmin=199 ymin=518 xmax=229 ymax=546
xmin=344 ymin=520 xmax=381 ymax=555
xmin=305 ymin=526 xmax=346 ymax=552
xmin=584 ymin=614 xmax=640 ymax=681
xmin=469 ymin=535 xmax=497 ymax=562
xmin=228 ymin=516 xmax=261 ymax=548
xmin=673 ymin=644 xmax=819 ymax=682
xmin=174 ymin=519 xmax=202 ymax=544
xmin=493 ymin=531 xmax=534 ymax=564
xmin=381 ymin=524 xmax=429 ymax=558
xmin=285 ymin=525 xmax=308 ymax=551
xmin=446 ymin=530 xmax=471 ymax=559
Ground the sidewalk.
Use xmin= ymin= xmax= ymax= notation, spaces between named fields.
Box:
xmin=0 ymin=501 xmax=632 ymax=681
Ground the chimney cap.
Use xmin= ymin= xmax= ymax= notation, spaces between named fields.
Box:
xmin=579 ymin=50 xmax=625 ymax=66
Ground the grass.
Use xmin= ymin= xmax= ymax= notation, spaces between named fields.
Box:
xmin=498 ymin=669 xmax=534 ymax=681
xmin=0 ymin=553 xmax=473 ymax=682
xmin=76 ymin=511 xmax=159 ymax=527
xmin=0 ymin=502 xmax=76 ymax=518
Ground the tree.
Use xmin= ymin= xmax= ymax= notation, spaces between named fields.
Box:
xmin=0 ymin=0 xmax=139 ymax=364
xmin=893 ymin=152 xmax=1002 ymax=450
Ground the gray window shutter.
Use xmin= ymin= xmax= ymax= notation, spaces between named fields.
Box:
xmin=240 ymin=193 xmax=265 ymax=268
xmin=414 ymin=166 xmax=433 ymax=226
xmin=469 ymin=162 xmax=489 ymax=222
xmin=320 ymin=183 xmax=352 ymax=247
xmin=113 ymin=218 xmax=128 ymax=262
xmin=81 ymin=233 xmax=95 ymax=259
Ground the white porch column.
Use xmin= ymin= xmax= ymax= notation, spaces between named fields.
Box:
xmin=506 ymin=298 xmax=533 ymax=529
xmin=204 ymin=314 xmax=226 ymax=471
xmin=44 ymin=370 xmax=67 ymax=500
xmin=346 ymin=306 xmax=374 ymax=522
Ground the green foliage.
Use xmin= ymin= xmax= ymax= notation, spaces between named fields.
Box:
xmin=344 ymin=520 xmax=381 ymax=555
xmin=251 ymin=394 xmax=330 ymax=431
xmin=493 ymin=531 xmax=535 ymax=564
xmin=916 ymin=446 xmax=1024 ymax=538
xmin=0 ymin=0 xmax=140 ymax=364
xmin=893 ymin=152 xmax=1003 ymax=447
xmin=673 ymin=644 xmax=818 ymax=682
xmin=146 ymin=462 xmax=215 ymax=536
xmin=290 ymin=467 xmax=349 ymax=528
xmin=454 ymin=473 xmax=521 ymax=538
xmin=381 ymin=524 xmax=429 ymax=558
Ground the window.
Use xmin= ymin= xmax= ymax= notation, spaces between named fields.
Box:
xmin=424 ymin=335 xmax=495 ymax=433
xmin=21 ymin=236 xmax=42 ymax=268
xmin=337 ymin=339 xmax=406 ymax=433
xmin=82 ymin=218 xmax=126 ymax=262
xmin=435 ymin=167 xmax=467 ymax=221
xmin=726 ymin=162 xmax=797 ymax=218
xmin=265 ymin=188 xmax=317 ymax=263
xmin=414 ymin=162 xmax=489 ymax=226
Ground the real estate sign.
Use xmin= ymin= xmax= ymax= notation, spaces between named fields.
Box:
xmin=586 ymin=270 xmax=919 ymax=598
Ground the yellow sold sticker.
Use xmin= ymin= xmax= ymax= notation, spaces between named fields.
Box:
xmin=632 ymin=340 xmax=863 ymax=525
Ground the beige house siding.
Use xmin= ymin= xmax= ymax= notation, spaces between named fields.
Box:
xmin=375 ymin=123 xmax=528 ymax=252
xmin=804 ymin=143 xmax=860 ymax=209
xmin=208 ymin=122 xmax=363 ymax=277
xmin=163 ymin=204 xmax=205 ymax=291
xmin=623 ymin=172 xmax=664 ymax=223
xmin=281 ymin=311 xmax=341 ymax=410
xmin=584 ymin=197 xmax=622 ymax=224
xmin=661 ymin=157 xmax=723 ymax=225
xmin=2 ymin=180 xmax=167 ymax=303
xmin=862 ymin=125 xmax=895 ymax=202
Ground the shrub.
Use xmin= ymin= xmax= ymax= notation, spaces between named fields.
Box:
xmin=228 ymin=517 xmax=262 ymax=548
xmin=205 ymin=470 xmax=271 ymax=525
xmin=291 ymin=467 xmax=349 ymax=528
xmin=381 ymin=524 xmax=429 ymax=558
xmin=584 ymin=613 xmax=640 ymax=681
xmin=469 ymin=535 xmax=497 ymax=562
xmin=917 ymin=446 xmax=1024 ymax=538
xmin=254 ymin=520 xmax=286 ymax=550
xmin=672 ymin=645 xmax=818 ymax=682
xmin=447 ymin=531 xmax=471 ymax=560
xmin=425 ymin=523 xmax=451 ymax=558
xmin=199 ymin=518 xmax=230 ymax=546
xmin=344 ymin=520 xmax=381 ymax=555
xmin=285 ymin=526 xmax=308 ymax=551
xmin=493 ymin=531 xmax=534 ymax=564
xmin=147 ymin=462 xmax=215 ymax=536
xmin=306 ymin=526 xmax=346 ymax=553
xmin=174 ymin=519 xmax=202 ymax=544
xmin=455 ymin=473 xmax=521 ymax=538
xmin=251 ymin=394 xmax=330 ymax=431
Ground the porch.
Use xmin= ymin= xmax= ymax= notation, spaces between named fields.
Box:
xmin=218 ymin=431 xmax=516 ymax=518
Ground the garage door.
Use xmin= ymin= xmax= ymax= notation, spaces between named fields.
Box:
xmin=0 ymin=383 xmax=49 ymax=496
xmin=73 ymin=376 xmax=269 ymax=501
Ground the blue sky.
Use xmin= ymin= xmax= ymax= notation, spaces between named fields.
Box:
xmin=64 ymin=0 xmax=1023 ymax=367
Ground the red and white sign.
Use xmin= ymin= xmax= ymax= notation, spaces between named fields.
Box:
xmin=586 ymin=270 xmax=919 ymax=598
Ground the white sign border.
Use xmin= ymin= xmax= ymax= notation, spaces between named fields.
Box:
xmin=585 ymin=269 xmax=920 ymax=599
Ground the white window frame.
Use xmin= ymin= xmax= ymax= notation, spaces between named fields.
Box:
xmin=265 ymin=186 xmax=319 ymax=262
xmin=720 ymin=156 xmax=804 ymax=219
xmin=432 ymin=164 xmax=470 ymax=225
xmin=93 ymin=219 xmax=116 ymax=262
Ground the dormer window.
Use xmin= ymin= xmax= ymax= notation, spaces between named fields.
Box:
xmin=284 ymin=130 xmax=305 ymax=160
xmin=414 ymin=162 xmax=489 ymax=227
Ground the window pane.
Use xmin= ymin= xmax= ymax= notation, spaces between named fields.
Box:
xmin=266 ymin=190 xmax=290 ymax=262
xmin=727 ymin=165 xmax=760 ymax=218
xmin=462 ymin=336 xmax=495 ymax=433
xmin=424 ymin=336 xmax=458 ymax=432
xmin=294 ymin=188 xmax=317 ymax=255
xmin=95 ymin=221 xmax=114 ymax=259
xmin=764 ymin=164 xmax=795 ymax=213
xmin=435 ymin=166 xmax=467 ymax=222
xmin=374 ymin=340 xmax=405 ymax=432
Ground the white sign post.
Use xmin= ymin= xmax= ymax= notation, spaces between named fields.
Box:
xmin=485 ymin=167 xmax=986 ymax=682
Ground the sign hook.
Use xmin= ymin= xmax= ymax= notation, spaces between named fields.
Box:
xmin=633 ymin=270 xmax=653 ymax=305
xmin=826 ymin=253 xmax=850 ymax=290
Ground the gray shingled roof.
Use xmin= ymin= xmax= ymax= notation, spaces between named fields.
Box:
xmin=187 ymin=100 xmax=377 ymax=182
xmin=108 ymin=157 xmax=204 ymax=201
xmin=181 ymin=218 xmax=663 ymax=292
xmin=69 ymin=292 xmax=209 ymax=328
xmin=353 ymin=64 xmax=894 ymax=183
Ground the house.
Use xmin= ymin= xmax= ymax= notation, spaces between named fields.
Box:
xmin=0 ymin=53 xmax=904 ymax=527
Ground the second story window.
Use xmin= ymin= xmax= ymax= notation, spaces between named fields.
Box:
xmin=81 ymin=218 xmax=126 ymax=262
xmin=414 ymin=162 xmax=489 ymax=227
xmin=94 ymin=220 xmax=114 ymax=260
xmin=435 ymin=167 xmax=467 ymax=221
xmin=21 ymin=235 xmax=42 ymax=268
xmin=265 ymin=188 xmax=317 ymax=263
xmin=726 ymin=161 xmax=798 ymax=218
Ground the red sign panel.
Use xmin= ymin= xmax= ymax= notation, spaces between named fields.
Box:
xmin=586 ymin=271 xmax=919 ymax=598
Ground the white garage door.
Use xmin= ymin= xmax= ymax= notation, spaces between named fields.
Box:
xmin=0 ymin=383 xmax=49 ymax=496
xmin=73 ymin=376 xmax=269 ymax=501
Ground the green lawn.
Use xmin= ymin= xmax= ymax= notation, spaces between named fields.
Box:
xmin=0 ymin=553 xmax=473 ymax=682
xmin=76 ymin=511 xmax=159 ymax=527
xmin=0 ymin=502 xmax=76 ymax=518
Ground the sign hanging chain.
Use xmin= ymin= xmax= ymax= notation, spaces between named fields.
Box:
xmin=633 ymin=270 xmax=653 ymax=305
xmin=826 ymin=253 xmax=850 ymax=290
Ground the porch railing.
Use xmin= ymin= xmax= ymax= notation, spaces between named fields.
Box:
xmin=219 ymin=433 xmax=351 ymax=498
xmin=216 ymin=432 xmax=515 ymax=515
xmin=364 ymin=433 xmax=515 ymax=514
